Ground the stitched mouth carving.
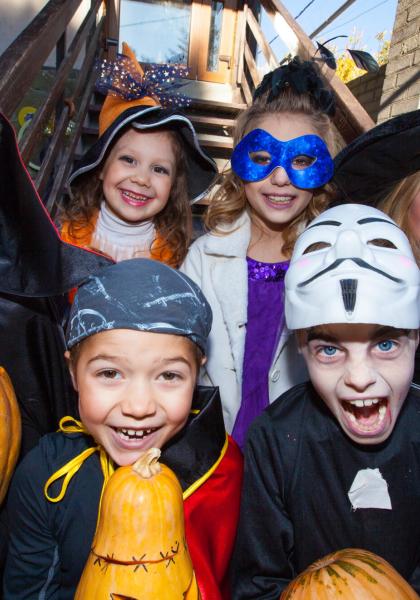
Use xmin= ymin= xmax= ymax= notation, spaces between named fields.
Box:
xmin=75 ymin=449 xmax=200 ymax=599
xmin=92 ymin=540 xmax=183 ymax=573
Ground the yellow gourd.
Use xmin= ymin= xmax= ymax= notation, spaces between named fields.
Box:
xmin=281 ymin=548 xmax=420 ymax=600
xmin=75 ymin=448 xmax=201 ymax=599
xmin=0 ymin=367 xmax=21 ymax=504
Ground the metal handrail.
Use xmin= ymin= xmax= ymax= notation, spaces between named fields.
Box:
xmin=0 ymin=0 xmax=84 ymax=118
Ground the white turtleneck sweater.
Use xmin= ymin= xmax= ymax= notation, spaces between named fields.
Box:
xmin=91 ymin=202 xmax=157 ymax=262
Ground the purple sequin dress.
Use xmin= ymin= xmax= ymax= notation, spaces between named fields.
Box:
xmin=232 ymin=256 xmax=289 ymax=449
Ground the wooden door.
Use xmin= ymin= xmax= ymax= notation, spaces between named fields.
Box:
xmin=189 ymin=0 xmax=238 ymax=83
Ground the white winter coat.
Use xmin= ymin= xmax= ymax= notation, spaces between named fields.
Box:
xmin=181 ymin=211 xmax=307 ymax=433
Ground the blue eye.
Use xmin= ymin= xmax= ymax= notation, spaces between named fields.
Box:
xmin=322 ymin=346 xmax=337 ymax=356
xmin=377 ymin=340 xmax=395 ymax=352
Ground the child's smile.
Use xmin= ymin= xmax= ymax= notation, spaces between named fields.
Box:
xmin=114 ymin=426 xmax=158 ymax=440
xmin=107 ymin=425 xmax=163 ymax=456
xmin=263 ymin=193 xmax=298 ymax=210
xmin=113 ymin=424 xmax=160 ymax=445
xmin=68 ymin=329 xmax=199 ymax=465
xmin=119 ymin=188 xmax=154 ymax=207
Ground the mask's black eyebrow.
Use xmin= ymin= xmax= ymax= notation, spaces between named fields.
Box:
xmin=357 ymin=217 xmax=399 ymax=227
xmin=306 ymin=220 xmax=341 ymax=230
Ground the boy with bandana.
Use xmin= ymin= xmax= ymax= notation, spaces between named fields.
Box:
xmin=4 ymin=259 xmax=243 ymax=599
xmin=231 ymin=204 xmax=420 ymax=598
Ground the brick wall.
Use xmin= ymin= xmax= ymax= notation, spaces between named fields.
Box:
xmin=346 ymin=65 xmax=386 ymax=122
xmin=377 ymin=0 xmax=420 ymax=122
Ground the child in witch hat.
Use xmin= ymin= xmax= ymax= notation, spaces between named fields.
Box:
xmin=61 ymin=43 xmax=217 ymax=266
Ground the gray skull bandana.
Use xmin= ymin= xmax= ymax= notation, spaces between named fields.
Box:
xmin=66 ymin=258 xmax=212 ymax=353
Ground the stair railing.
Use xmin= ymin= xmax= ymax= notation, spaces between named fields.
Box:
xmin=0 ymin=0 xmax=118 ymax=215
xmin=235 ymin=0 xmax=374 ymax=143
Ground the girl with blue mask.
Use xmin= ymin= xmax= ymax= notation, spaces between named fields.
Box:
xmin=181 ymin=57 xmax=339 ymax=449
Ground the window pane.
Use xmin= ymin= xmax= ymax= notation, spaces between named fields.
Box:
xmin=207 ymin=1 xmax=223 ymax=71
xmin=120 ymin=0 xmax=191 ymax=64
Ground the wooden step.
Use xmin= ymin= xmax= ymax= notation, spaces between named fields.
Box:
xmin=188 ymin=96 xmax=246 ymax=113
xmin=81 ymin=127 xmax=233 ymax=150
xmin=188 ymin=114 xmax=235 ymax=129
xmin=198 ymin=132 xmax=233 ymax=150
xmin=88 ymin=97 xmax=246 ymax=115
xmin=84 ymin=107 xmax=236 ymax=137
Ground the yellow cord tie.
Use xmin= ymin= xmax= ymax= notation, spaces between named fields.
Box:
xmin=44 ymin=416 xmax=115 ymax=505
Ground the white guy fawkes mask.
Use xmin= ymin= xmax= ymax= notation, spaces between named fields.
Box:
xmin=285 ymin=204 xmax=420 ymax=330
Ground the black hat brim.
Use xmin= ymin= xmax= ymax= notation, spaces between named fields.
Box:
xmin=69 ymin=105 xmax=218 ymax=203
xmin=0 ymin=112 xmax=113 ymax=297
xmin=334 ymin=109 xmax=420 ymax=205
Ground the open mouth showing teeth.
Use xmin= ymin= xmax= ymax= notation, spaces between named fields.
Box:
xmin=114 ymin=427 xmax=158 ymax=440
xmin=121 ymin=190 xmax=151 ymax=203
xmin=266 ymin=195 xmax=293 ymax=204
xmin=342 ymin=398 xmax=388 ymax=434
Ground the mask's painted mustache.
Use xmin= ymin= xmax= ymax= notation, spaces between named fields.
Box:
xmin=298 ymin=257 xmax=402 ymax=288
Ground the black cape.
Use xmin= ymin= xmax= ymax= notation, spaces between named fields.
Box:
xmin=231 ymin=382 xmax=420 ymax=599
xmin=0 ymin=113 xmax=112 ymax=455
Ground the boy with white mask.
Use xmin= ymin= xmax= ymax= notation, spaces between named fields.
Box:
xmin=231 ymin=204 xmax=420 ymax=598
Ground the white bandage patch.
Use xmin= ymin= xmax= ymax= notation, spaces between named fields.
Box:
xmin=348 ymin=468 xmax=392 ymax=510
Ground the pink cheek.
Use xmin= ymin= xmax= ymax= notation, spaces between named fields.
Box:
xmin=399 ymin=256 xmax=416 ymax=268
xmin=296 ymin=257 xmax=312 ymax=268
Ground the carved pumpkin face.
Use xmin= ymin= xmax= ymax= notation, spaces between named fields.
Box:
xmin=75 ymin=449 xmax=200 ymax=599
xmin=280 ymin=548 xmax=420 ymax=600
xmin=0 ymin=367 xmax=21 ymax=505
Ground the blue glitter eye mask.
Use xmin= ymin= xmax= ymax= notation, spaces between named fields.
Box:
xmin=231 ymin=128 xmax=334 ymax=189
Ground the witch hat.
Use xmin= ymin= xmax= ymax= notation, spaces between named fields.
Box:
xmin=334 ymin=109 xmax=420 ymax=205
xmin=0 ymin=112 xmax=112 ymax=297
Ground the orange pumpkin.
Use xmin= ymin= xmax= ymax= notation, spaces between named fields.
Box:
xmin=0 ymin=367 xmax=21 ymax=505
xmin=280 ymin=548 xmax=420 ymax=600
xmin=75 ymin=448 xmax=201 ymax=599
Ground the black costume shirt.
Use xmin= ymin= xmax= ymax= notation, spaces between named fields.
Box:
xmin=231 ymin=382 xmax=420 ymax=599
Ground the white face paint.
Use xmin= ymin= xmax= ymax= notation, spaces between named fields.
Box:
xmin=285 ymin=204 xmax=420 ymax=330
xmin=298 ymin=323 xmax=418 ymax=445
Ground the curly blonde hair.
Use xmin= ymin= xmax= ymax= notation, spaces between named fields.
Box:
xmin=61 ymin=126 xmax=191 ymax=267
xmin=205 ymin=88 xmax=338 ymax=258
xmin=378 ymin=171 xmax=420 ymax=265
